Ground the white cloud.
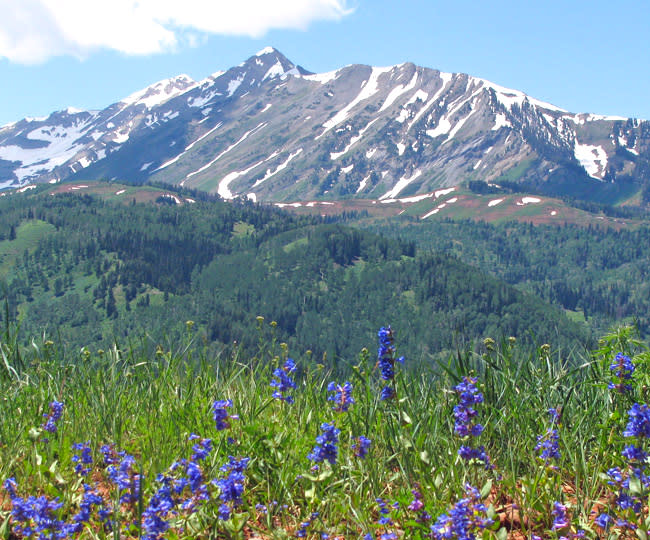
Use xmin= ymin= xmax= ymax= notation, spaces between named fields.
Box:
xmin=0 ymin=0 xmax=353 ymax=64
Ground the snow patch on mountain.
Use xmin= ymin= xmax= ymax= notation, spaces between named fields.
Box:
xmin=318 ymin=66 xmax=393 ymax=138
xmin=330 ymin=118 xmax=380 ymax=160
xmin=380 ymin=72 xmax=419 ymax=112
xmin=574 ymin=141 xmax=608 ymax=179
xmin=121 ymin=75 xmax=196 ymax=109
xmin=380 ymin=169 xmax=422 ymax=200
xmin=185 ymin=123 xmax=267 ymax=183
xmin=253 ymin=148 xmax=303 ymax=188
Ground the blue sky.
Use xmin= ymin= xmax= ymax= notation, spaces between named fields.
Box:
xmin=1 ymin=0 xmax=648 ymax=126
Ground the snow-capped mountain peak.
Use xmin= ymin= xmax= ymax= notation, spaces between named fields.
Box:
xmin=120 ymin=75 xmax=197 ymax=109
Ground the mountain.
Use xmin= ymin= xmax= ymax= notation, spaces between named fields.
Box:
xmin=0 ymin=48 xmax=648 ymax=203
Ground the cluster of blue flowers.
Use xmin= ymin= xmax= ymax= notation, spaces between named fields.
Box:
xmin=214 ymin=456 xmax=249 ymax=520
xmin=307 ymin=422 xmax=340 ymax=466
xmin=212 ymin=399 xmax=238 ymax=431
xmin=377 ymin=326 xmax=404 ymax=401
xmin=535 ymin=407 xmax=562 ymax=467
xmin=609 ymin=352 xmax=635 ymax=393
xmin=71 ymin=441 xmax=93 ymax=476
xmin=327 ymin=381 xmax=354 ymax=412
xmin=430 ymin=484 xmax=493 ymax=540
xmin=351 ymin=435 xmax=372 ymax=459
xmin=41 ymin=400 xmax=64 ymax=433
xmin=296 ymin=510 xmax=320 ymax=537
xmin=270 ymin=358 xmax=297 ymax=404
xmin=453 ymin=376 xmax=492 ymax=469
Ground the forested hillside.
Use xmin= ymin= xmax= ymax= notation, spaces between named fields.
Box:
xmin=362 ymin=217 xmax=650 ymax=336
xmin=0 ymin=185 xmax=588 ymax=360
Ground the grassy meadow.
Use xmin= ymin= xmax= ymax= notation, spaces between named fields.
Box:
xmin=1 ymin=319 xmax=650 ymax=539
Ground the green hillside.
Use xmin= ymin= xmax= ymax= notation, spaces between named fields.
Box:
xmin=0 ymin=184 xmax=588 ymax=360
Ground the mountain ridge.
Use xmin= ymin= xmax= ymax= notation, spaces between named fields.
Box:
xmin=1 ymin=47 xmax=648 ymax=203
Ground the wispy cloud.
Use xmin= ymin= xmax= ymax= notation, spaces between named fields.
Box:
xmin=0 ymin=0 xmax=354 ymax=64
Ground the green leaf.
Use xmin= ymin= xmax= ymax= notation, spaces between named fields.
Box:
xmin=495 ymin=527 xmax=508 ymax=540
xmin=419 ymin=450 xmax=430 ymax=464
xmin=629 ymin=475 xmax=643 ymax=495
xmin=480 ymin=479 xmax=492 ymax=499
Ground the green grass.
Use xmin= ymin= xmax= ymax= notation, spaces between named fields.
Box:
xmin=0 ymin=220 xmax=56 ymax=275
xmin=0 ymin=323 xmax=649 ymax=538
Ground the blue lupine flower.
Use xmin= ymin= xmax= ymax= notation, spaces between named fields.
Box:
xmin=66 ymin=484 xmax=106 ymax=535
xmin=376 ymin=497 xmax=393 ymax=525
xmin=142 ymin=476 xmax=176 ymax=540
xmin=552 ymin=501 xmax=569 ymax=530
xmin=189 ymin=434 xmax=213 ymax=462
xmin=327 ymin=381 xmax=354 ymax=412
xmin=609 ymin=352 xmax=635 ymax=393
xmin=453 ymin=377 xmax=484 ymax=438
xmin=535 ymin=428 xmax=560 ymax=462
xmin=431 ymin=484 xmax=493 ymax=540
xmin=307 ymin=422 xmax=340 ymax=465
xmin=380 ymin=385 xmax=396 ymax=401
xmin=352 ymin=436 xmax=371 ymax=459
xmin=270 ymin=359 xmax=297 ymax=404
xmin=41 ymin=400 xmax=64 ymax=433
xmin=408 ymin=487 xmax=431 ymax=523
xmin=107 ymin=453 xmax=141 ymax=504
xmin=212 ymin=399 xmax=238 ymax=431
xmin=296 ymin=511 xmax=319 ymax=537
xmin=4 ymin=480 xmax=66 ymax=540
xmin=595 ymin=513 xmax=612 ymax=530
xmin=458 ymin=445 xmax=493 ymax=469
xmin=72 ymin=441 xmax=93 ymax=476
xmin=623 ymin=403 xmax=650 ymax=438
xmin=214 ymin=456 xmax=249 ymax=520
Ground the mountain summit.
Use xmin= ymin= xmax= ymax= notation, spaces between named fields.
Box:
xmin=0 ymin=48 xmax=647 ymax=202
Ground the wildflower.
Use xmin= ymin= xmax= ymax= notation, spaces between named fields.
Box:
xmin=296 ymin=511 xmax=319 ymax=537
xmin=458 ymin=445 xmax=493 ymax=469
xmin=352 ymin=436 xmax=371 ymax=459
xmin=376 ymin=498 xmax=393 ymax=525
xmin=376 ymin=326 xmax=404 ymax=400
xmin=142 ymin=476 xmax=175 ymax=540
xmin=453 ymin=377 xmax=484 ymax=438
xmin=307 ymin=422 xmax=340 ymax=465
xmin=66 ymin=484 xmax=106 ymax=535
xmin=552 ymin=501 xmax=569 ymax=530
xmin=270 ymin=358 xmax=297 ymax=404
xmin=212 ymin=399 xmax=238 ymax=431
xmin=72 ymin=441 xmax=93 ymax=476
xmin=41 ymin=400 xmax=64 ymax=433
xmin=595 ymin=513 xmax=612 ymax=530
xmin=380 ymin=385 xmax=395 ymax=401
xmin=327 ymin=381 xmax=354 ymax=412
xmin=609 ymin=352 xmax=635 ymax=393
xmin=107 ymin=453 xmax=141 ymax=504
xmin=430 ymin=484 xmax=493 ymax=540
xmin=623 ymin=403 xmax=650 ymax=438
xmin=189 ymin=434 xmax=213 ymax=462
xmin=408 ymin=487 xmax=431 ymax=523
xmin=3 ymin=479 xmax=66 ymax=540
xmin=214 ymin=456 xmax=249 ymax=520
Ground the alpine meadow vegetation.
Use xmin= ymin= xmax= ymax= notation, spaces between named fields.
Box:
xmin=2 ymin=320 xmax=650 ymax=539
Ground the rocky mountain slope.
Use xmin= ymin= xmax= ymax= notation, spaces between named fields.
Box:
xmin=1 ymin=47 xmax=648 ymax=202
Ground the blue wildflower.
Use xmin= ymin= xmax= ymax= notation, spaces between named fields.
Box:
xmin=212 ymin=399 xmax=238 ymax=431
xmin=380 ymin=385 xmax=395 ymax=401
xmin=142 ymin=475 xmax=176 ymax=540
xmin=595 ymin=513 xmax=612 ymax=530
xmin=431 ymin=484 xmax=493 ymax=540
xmin=458 ymin=445 xmax=493 ymax=469
xmin=453 ymin=377 xmax=484 ymax=438
xmin=65 ymin=484 xmax=106 ymax=535
xmin=623 ymin=403 xmax=650 ymax=438
xmin=72 ymin=441 xmax=93 ymax=476
xmin=352 ymin=436 xmax=371 ymax=459
xmin=552 ymin=501 xmax=569 ymax=530
xmin=214 ymin=456 xmax=249 ymax=520
xmin=270 ymin=358 xmax=297 ymax=404
xmin=3 ymin=479 xmax=66 ymax=540
xmin=41 ymin=400 xmax=64 ymax=433
xmin=296 ymin=511 xmax=319 ymax=537
xmin=609 ymin=352 xmax=635 ymax=393
xmin=189 ymin=434 xmax=213 ymax=462
xmin=327 ymin=381 xmax=354 ymax=412
xmin=307 ymin=422 xmax=340 ymax=465
xmin=107 ymin=453 xmax=141 ymax=504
